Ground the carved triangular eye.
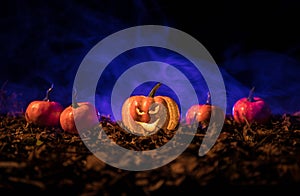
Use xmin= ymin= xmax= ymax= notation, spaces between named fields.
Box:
xmin=149 ymin=105 xmax=160 ymax=114
xmin=136 ymin=108 xmax=145 ymax=115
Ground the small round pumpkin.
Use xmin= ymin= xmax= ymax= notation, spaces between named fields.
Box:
xmin=60 ymin=101 xmax=99 ymax=135
xmin=185 ymin=92 xmax=225 ymax=127
xmin=232 ymin=87 xmax=271 ymax=124
xmin=121 ymin=82 xmax=180 ymax=136
xmin=25 ymin=84 xmax=64 ymax=127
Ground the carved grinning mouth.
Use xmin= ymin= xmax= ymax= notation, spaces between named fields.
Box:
xmin=136 ymin=118 xmax=160 ymax=133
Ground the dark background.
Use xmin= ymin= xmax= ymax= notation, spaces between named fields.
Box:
xmin=1 ymin=0 xmax=300 ymax=116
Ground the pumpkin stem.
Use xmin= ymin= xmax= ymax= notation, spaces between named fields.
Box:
xmin=205 ymin=92 xmax=211 ymax=105
xmin=43 ymin=84 xmax=54 ymax=101
xmin=247 ymin=86 xmax=255 ymax=102
xmin=72 ymin=88 xmax=79 ymax=108
xmin=148 ymin=82 xmax=162 ymax=98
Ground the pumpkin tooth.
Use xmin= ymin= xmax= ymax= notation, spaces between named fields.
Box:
xmin=137 ymin=118 xmax=160 ymax=134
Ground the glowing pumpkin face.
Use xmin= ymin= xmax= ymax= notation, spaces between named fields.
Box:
xmin=121 ymin=83 xmax=180 ymax=136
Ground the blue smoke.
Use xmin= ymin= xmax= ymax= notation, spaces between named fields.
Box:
xmin=1 ymin=1 xmax=300 ymax=117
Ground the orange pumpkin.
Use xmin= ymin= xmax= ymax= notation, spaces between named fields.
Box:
xmin=185 ymin=92 xmax=225 ymax=127
xmin=121 ymin=82 xmax=180 ymax=136
xmin=60 ymin=101 xmax=99 ymax=135
xmin=25 ymin=85 xmax=64 ymax=127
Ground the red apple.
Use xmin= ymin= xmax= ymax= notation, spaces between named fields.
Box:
xmin=60 ymin=100 xmax=99 ymax=135
xmin=185 ymin=92 xmax=225 ymax=127
xmin=232 ymin=87 xmax=271 ymax=124
xmin=25 ymin=84 xmax=64 ymax=127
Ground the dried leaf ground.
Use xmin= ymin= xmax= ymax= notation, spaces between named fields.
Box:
xmin=1 ymin=114 xmax=300 ymax=195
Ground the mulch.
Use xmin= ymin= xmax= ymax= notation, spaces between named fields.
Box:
xmin=1 ymin=113 xmax=300 ymax=195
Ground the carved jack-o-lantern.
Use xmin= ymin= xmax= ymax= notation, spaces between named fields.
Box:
xmin=121 ymin=83 xmax=180 ymax=136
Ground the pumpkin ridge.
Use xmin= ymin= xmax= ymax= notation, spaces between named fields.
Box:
xmin=157 ymin=96 xmax=180 ymax=130
xmin=121 ymin=97 xmax=136 ymax=134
